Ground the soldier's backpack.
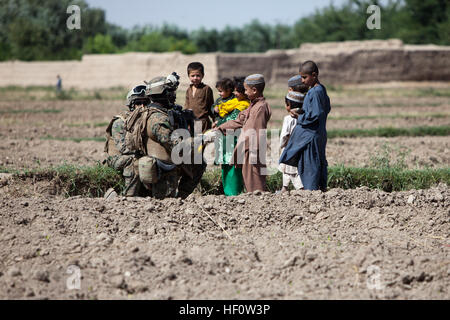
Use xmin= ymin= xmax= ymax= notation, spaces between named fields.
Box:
xmin=104 ymin=112 xmax=128 ymax=156
xmin=124 ymin=103 xmax=174 ymax=162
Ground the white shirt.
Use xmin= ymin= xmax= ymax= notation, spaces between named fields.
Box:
xmin=279 ymin=115 xmax=298 ymax=175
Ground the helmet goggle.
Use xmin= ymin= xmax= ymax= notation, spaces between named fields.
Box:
xmin=132 ymin=85 xmax=146 ymax=95
xmin=126 ymin=84 xmax=148 ymax=108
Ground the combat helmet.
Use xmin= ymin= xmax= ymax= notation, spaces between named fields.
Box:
xmin=145 ymin=72 xmax=180 ymax=105
xmin=126 ymin=84 xmax=149 ymax=111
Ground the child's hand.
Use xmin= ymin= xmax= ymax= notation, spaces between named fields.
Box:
xmin=214 ymin=106 xmax=219 ymax=114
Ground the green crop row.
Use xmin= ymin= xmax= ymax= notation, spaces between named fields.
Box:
xmin=2 ymin=164 xmax=447 ymax=197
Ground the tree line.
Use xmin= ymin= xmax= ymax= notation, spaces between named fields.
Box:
xmin=0 ymin=0 xmax=448 ymax=61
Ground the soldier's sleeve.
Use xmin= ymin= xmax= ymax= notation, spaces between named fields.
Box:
xmin=111 ymin=118 xmax=128 ymax=154
xmin=106 ymin=118 xmax=133 ymax=171
xmin=149 ymin=113 xmax=177 ymax=152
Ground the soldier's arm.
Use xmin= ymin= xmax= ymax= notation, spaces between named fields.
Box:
xmin=111 ymin=118 xmax=128 ymax=154
xmin=108 ymin=118 xmax=133 ymax=170
xmin=150 ymin=114 xmax=177 ymax=153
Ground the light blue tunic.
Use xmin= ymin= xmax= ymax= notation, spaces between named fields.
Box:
xmin=279 ymin=83 xmax=331 ymax=190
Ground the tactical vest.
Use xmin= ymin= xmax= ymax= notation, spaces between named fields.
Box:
xmin=104 ymin=112 xmax=128 ymax=156
xmin=124 ymin=103 xmax=173 ymax=163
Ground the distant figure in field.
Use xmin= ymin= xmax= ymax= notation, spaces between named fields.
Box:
xmin=56 ymin=75 xmax=62 ymax=92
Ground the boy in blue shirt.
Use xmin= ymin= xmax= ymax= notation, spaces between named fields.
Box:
xmin=279 ymin=61 xmax=331 ymax=191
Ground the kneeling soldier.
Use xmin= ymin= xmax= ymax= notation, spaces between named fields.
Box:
xmin=104 ymin=84 xmax=150 ymax=197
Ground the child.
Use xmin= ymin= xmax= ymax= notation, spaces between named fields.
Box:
xmin=287 ymin=75 xmax=308 ymax=117
xmin=213 ymin=77 xmax=250 ymax=196
xmin=211 ymin=78 xmax=236 ymax=123
xmin=279 ymin=91 xmax=306 ymax=192
xmin=184 ymin=62 xmax=214 ymax=133
xmin=211 ymin=77 xmax=250 ymax=124
xmin=215 ymin=74 xmax=271 ymax=193
xmin=287 ymin=74 xmax=303 ymax=92
xmin=279 ymin=61 xmax=331 ymax=191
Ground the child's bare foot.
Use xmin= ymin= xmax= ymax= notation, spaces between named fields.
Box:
xmin=281 ymin=186 xmax=288 ymax=192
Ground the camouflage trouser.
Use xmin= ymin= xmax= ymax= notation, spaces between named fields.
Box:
xmin=105 ymin=154 xmax=133 ymax=172
xmin=177 ymin=161 xmax=207 ymax=199
xmin=105 ymin=154 xmax=144 ymax=197
xmin=150 ymin=169 xmax=180 ymax=199
xmin=122 ymin=159 xmax=146 ymax=197
xmin=138 ymin=156 xmax=180 ymax=199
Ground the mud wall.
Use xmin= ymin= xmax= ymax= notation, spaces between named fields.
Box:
xmin=0 ymin=52 xmax=218 ymax=90
xmin=0 ymin=39 xmax=448 ymax=89
xmin=217 ymin=39 xmax=450 ymax=85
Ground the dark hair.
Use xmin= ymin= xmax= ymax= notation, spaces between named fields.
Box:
xmin=285 ymin=98 xmax=302 ymax=109
xmin=291 ymin=83 xmax=309 ymax=94
xmin=187 ymin=62 xmax=204 ymax=75
xmin=233 ymin=76 xmax=246 ymax=94
xmin=216 ymin=78 xmax=234 ymax=92
xmin=247 ymin=82 xmax=265 ymax=93
xmin=299 ymin=60 xmax=319 ymax=75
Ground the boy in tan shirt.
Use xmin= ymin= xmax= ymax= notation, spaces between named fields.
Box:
xmin=184 ymin=62 xmax=214 ymax=133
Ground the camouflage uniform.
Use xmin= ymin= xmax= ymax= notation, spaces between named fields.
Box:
xmin=123 ymin=103 xmax=182 ymax=199
xmin=144 ymin=105 xmax=180 ymax=198
xmin=118 ymin=73 xmax=205 ymax=199
xmin=104 ymin=111 xmax=147 ymax=196
xmin=177 ymin=161 xmax=206 ymax=198
xmin=169 ymin=105 xmax=206 ymax=199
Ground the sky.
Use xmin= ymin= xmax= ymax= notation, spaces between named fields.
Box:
xmin=85 ymin=0 xmax=349 ymax=31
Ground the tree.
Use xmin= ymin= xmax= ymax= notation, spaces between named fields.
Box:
xmin=83 ymin=34 xmax=117 ymax=54
xmin=0 ymin=0 xmax=447 ymax=61
xmin=0 ymin=0 xmax=109 ymax=61
xmin=236 ymin=20 xmax=273 ymax=52
xmin=400 ymin=0 xmax=449 ymax=44
xmin=192 ymin=28 xmax=219 ymax=52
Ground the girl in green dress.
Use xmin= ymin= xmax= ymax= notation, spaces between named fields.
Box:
xmin=211 ymin=77 xmax=250 ymax=196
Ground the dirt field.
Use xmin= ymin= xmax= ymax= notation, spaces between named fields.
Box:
xmin=0 ymin=83 xmax=449 ymax=299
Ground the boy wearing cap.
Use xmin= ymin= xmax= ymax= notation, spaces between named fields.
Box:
xmin=215 ymin=74 xmax=272 ymax=192
xmin=279 ymin=61 xmax=331 ymax=191
xmin=288 ymin=74 xmax=303 ymax=92
xmin=279 ymin=91 xmax=305 ymax=192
